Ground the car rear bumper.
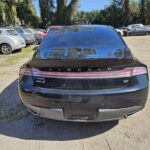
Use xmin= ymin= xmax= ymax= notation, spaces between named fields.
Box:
xmin=24 ymin=104 xmax=142 ymax=122
xmin=13 ymin=43 xmax=26 ymax=51
xmin=19 ymin=74 xmax=149 ymax=122
xmin=25 ymin=38 xmax=36 ymax=44
xmin=19 ymin=86 xmax=148 ymax=121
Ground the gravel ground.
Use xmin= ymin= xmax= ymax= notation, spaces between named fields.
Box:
xmin=0 ymin=36 xmax=150 ymax=150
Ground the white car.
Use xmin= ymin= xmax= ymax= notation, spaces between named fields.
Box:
xmin=0 ymin=28 xmax=26 ymax=54
xmin=116 ymin=28 xmax=124 ymax=36
xmin=127 ymin=24 xmax=144 ymax=30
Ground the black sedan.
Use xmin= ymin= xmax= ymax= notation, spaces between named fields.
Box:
xmin=125 ymin=26 xmax=150 ymax=36
xmin=18 ymin=25 xmax=149 ymax=122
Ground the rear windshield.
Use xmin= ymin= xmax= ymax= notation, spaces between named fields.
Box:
xmin=7 ymin=30 xmax=18 ymax=36
xmin=37 ymin=26 xmax=128 ymax=60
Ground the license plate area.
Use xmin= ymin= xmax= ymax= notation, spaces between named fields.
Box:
xmin=64 ymin=108 xmax=98 ymax=120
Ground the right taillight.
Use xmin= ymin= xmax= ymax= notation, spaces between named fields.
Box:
xmin=132 ymin=67 xmax=147 ymax=76
xmin=19 ymin=66 xmax=147 ymax=79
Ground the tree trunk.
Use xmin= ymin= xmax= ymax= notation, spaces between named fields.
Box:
xmin=65 ymin=0 xmax=79 ymax=25
xmin=55 ymin=0 xmax=67 ymax=24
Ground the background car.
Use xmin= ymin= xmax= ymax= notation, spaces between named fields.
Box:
xmin=19 ymin=25 xmax=148 ymax=122
xmin=14 ymin=27 xmax=36 ymax=45
xmin=125 ymin=26 xmax=150 ymax=36
xmin=34 ymin=28 xmax=47 ymax=40
xmin=42 ymin=26 xmax=62 ymax=39
xmin=127 ymin=24 xmax=144 ymax=30
xmin=116 ymin=28 xmax=124 ymax=36
xmin=28 ymin=28 xmax=43 ymax=44
xmin=0 ymin=28 xmax=26 ymax=54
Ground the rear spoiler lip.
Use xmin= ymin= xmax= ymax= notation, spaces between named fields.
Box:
xmin=28 ymin=59 xmax=136 ymax=68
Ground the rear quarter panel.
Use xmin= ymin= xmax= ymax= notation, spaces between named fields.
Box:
xmin=0 ymin=34 xmax=15 ymax=50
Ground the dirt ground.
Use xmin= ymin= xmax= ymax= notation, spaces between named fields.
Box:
xmin=0 ymin=36 xmax=150 ymax=150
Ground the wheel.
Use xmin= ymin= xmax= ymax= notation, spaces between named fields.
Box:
xmin=0 ymin=44 xmax=12 ymax=54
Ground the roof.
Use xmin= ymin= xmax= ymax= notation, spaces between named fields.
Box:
xmin=0 ymin=28 xmax=15 ymax=30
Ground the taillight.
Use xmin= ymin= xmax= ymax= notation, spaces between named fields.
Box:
xmin=19 ymin=66 xmax=147 ymax=79
xmin=132 ymin=67 xmax=147 ymax=76
xmin=20 ymin=67 xmax=31 ymax=76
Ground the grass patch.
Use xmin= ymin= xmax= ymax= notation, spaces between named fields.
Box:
xmin=0 ymin=46 xmax=34 ymax=67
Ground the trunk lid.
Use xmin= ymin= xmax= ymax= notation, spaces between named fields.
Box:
xmin=29 ymin=58 xmax=136 ymax=90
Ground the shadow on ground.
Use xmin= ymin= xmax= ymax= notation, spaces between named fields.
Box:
xmin=0 ymin=79 xmax=118 ymax=141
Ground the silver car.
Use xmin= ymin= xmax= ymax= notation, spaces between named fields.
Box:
xmin=0 ymin=28 xmax=26 ymax=54
xmin=14 ymin=27 xmax=36 ymax=45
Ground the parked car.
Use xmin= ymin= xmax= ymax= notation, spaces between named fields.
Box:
xmin=19 ymin=25 xmax=149 ymax=122
xmin=127 ymin=24 xmax=144 ymax=30
xmin=28 ymin=28 xmax=43 ymax=44
xmin=42 ymin=26 xmax=62 ymax=39
xmin=125 ymin=26 xmax=150 ymax=36
xmin=116 ymin=28 xmax=124 ymax=36
xmin=0 ymin=28 xmax=25 ymax=54
xmin=14 ymin=27 xmax=36 ymax=45
xmin=34 ymin=28 xmax=46 ymax=40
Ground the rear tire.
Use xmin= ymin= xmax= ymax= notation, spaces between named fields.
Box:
xmin=0 ymin=44 xmax=12 ymax=55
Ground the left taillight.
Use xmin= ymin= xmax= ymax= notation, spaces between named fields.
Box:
xmin=19 ymin=66 xmax=32 ymax=76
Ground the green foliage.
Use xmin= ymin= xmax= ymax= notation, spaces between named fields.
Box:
xmin=73 ymin=0 xmax=150 ymax=27
xmin=39 ymin=0 xmax=79 ymax=27
xmin=145 ymin=0 xmax=150 ymax=24
xmin=0 ymin=1 xmax=6 ymax=26
xmin=0 ymin=0 xmax=17 ymax=26
xmin=39 ymin=0 xmax=55 ymax=27
xmin=16 ymin=0 xmax=41 ymax=27
xmin=0 ymin=0 xmax=150 ymax=28
xmin=139 ymin=0 xmax=146 ymax=24
xmin=0 ymin=0 xmax=40 ymax=27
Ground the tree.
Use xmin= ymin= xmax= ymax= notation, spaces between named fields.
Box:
xmin=129 ymin=0 xmax=139 ymax=24
xmin=0 ymin=0 xmax=18 ymax=26
xmin=39 ymin=0 xmax=79 ymax=26
xmin=122 ymin=0 xmax=130 ymax=26
xmin=39 ymin=0 xmax=55 ymax=26
xmin=0 ymin=1 xmax=6 ymax=26
xmin=145 ymin=0 xmax=150 ymax=24
xmin=140 ymin=0 xmax=146 ymax=24
xmin=17 ymin=0 xmax=41 ymax=27
xmin=55 ymin=0 xmax=67 ymax=24
xmin=65 ymin=0 xmax=79 ymax=24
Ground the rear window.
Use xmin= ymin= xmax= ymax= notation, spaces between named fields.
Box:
xmin=7 ymin=30 xmax=18 ymax=36
xmin=37 ymin=26 xmax=128 ymax=60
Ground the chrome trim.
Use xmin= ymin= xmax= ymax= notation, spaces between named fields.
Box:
xmin=24 ymin=104 xmax=142 ymax=122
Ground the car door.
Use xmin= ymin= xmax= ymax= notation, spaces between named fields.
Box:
xmin=134 ymin=27 xmax=146 ymax=35
xmin=0 ymin=30 xmax=3 ymax=44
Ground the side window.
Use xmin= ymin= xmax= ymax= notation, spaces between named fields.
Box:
xmin=0 ymin=30 xmax=2 ymax=35
xmin=16 ymin=28 xmax=23 ymax=33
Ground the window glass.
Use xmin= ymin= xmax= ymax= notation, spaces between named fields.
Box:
xmin=7 ymin=30 xmax=18 ymax=36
